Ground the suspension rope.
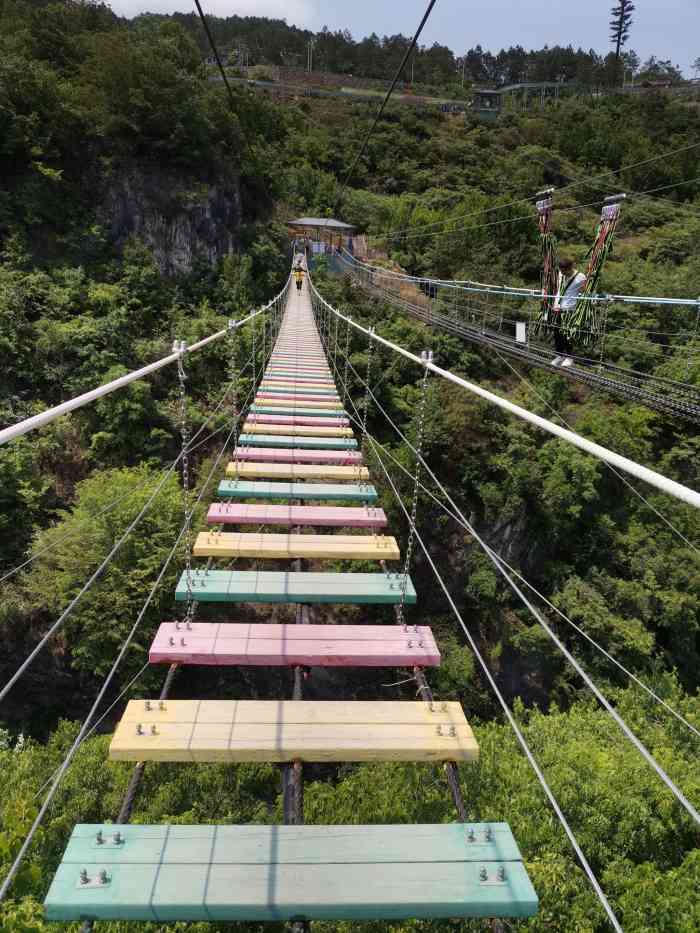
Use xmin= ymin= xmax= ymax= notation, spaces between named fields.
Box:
xmin=397 ymin=350 xmax=431 ymax=625
xmin=367 ymin=441 xmax=624 ymax=933
xmin=308 ymin=276 xmax=700 ymax=508
xmin=336 ymin=345 xmax=700 ymax=740
xmin=0 ymin=399 xmax=246 ymax=903
xmin=0 ymin=282 xmax=290 ymax=448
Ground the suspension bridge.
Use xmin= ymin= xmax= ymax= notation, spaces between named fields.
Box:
xmin=0 ymin=256 xmax=698 ymax=932
xmin=335 ymin=250 xmax=700 ymax=424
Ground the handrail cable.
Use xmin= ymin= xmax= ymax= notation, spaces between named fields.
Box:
xmin=0 ymin=323 xmax=271 ymax=701
xmin=0 ymin=390 xmax=247 ymax=903
xmin=331 ymin=342 xmax=700 ymax=742
xmin=367 ymin=432 xmax=700 ymax=827
xmin=308 ymin=275 xmax=700 ymax=508
xmin=337 ymin=369 xmax=700 ymax=742
xmin=0 ymin=277 xmax=290 ymax=447
xmin=341 ymin=248 xmax=700 ymax=310
xmin=0 ymin=352 xmax=257 ymax=587
xmin=365 ymin=439 xmax=624 ymax=933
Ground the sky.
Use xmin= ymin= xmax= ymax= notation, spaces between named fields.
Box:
xmin=108 ymin=0 xmax=699 ymax=75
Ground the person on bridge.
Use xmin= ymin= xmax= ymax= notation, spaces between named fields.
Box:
xmin=551 ymin=257 xmax=587 ymax=368
xmin=294 ymin=266 xmax=304 ymax=292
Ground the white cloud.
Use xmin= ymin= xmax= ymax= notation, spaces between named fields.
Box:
xmin=109 ymin=0 xmax=318 ymax=29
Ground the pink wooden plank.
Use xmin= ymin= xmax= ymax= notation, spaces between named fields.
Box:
xmin=232 ymin=447 xmax=362 ymax=465
xmin=246 ymin=414 xmax=350 ymax=427
xmin=263 ymin=377 xmax=336 ymax=386
xmin=207 ymin=503 xmax=387 ymax=528
xmin=149 ymin=622 xmax=441 ymax=667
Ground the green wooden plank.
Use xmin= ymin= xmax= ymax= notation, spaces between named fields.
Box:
xmin=175 ymin=570 xmax=417 ymax=604
xmin=238 ymin=434 xmax=357 ymax=450
xmin=217 ymin=480 xmax=379 ymax=502
xmin=251 ymin=406 xmax=345 ymax=418
xmin=45 ymin=824 xmax=538 ymax=922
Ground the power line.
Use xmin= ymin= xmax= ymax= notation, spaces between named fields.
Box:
xmin=333 ymin=0 xmax=439 ymax=209
xmin=368 ymin=140 xmax=700 ymax=242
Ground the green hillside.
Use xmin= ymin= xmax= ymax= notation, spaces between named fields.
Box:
xmin=1 ymin=3 xmax=699 ymax=931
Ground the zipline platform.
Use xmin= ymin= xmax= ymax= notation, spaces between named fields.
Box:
xmin=109 ymin=700 xmax=477 ymax=762
xmin=207 ymin=502 xmax=387 ymax=527
xmin=149 ymin=621 xmax=441 ymax=666
xmin=216 ymin=479 xmax=378 ymax=501
xmin=45 ymin=823 xmax=537 ymax=922
xmin=175 ymin=569 xmax=416 ymax=604
xmin=192 ymin=530 xmax=400 ymax=560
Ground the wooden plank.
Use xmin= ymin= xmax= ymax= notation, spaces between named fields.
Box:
xmin=262 ymin=377 xmax=335 ymax=385
xmin=236 ymin=435 xmax=358 ymax=451
xmin=230 ymin=449 xmax=362 ymax=465
xmin=192 ymin=531 xmax=400 ymax=561
xmin=225 ymin=463 xmax=370 ymax=481
xmin=109 ymin=700 xmax=477 ymax=762
xmin=216 ymin=480 xmax=378 ymax=502
xmin=256 ymin=393 xmax=341 ymax=403
xmin=174 ymin=568 xmax=415 ymax=604
xmin=246 ymin=414 xmax=350 ymax=427
xmin=250 ymin=405 xmax=346 ymax=418
xmin=150 ymin=621 xmax=440 ymax=667
xmin=260 ymin=383 xmax=336 ymax=393
xmin=255 ymin=399 xmax=343 ymax=411
xmin=259 ymin=388 xmax=338 ymax=397
xmin=207 ymin=503 xmax=387 ymax=527
xmin=242 ymin=424 xmax=354 ymax=438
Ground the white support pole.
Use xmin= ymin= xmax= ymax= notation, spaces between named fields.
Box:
xmin=309 ymin=279 xmax=700 ymax=510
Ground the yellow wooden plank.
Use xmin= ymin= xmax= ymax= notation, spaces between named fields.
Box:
xmin=226 ymin=462 xmax=370 ymax=481
xmin=193 ymin=531 xmax=400 ymax=560
xmin=243 ymin=424 xmax=354 ymax=438
xmin=256 ymin=399 xmax=342 ymax=410
xmin=110 ymin=701 xmax=478 ymax=763
xmin=119 ymin=699 xmax=468 ymax=724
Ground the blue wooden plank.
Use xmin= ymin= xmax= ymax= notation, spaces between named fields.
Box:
xmin=217 ymin=480 xmax=379 ymax=502
xmin=174 ymin=570 xmax=417 ymax=604
xmin=238 ymin=434 xmax=357 ymax=450
xmin=45 ymin=824 xmax=538 ymax=922
xmin=260 ymin=386 xmax=338 ymax=395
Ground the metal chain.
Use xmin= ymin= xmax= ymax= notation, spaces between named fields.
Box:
xmin=342 ymin=316 xmax=352 ymax=403
xmin=174 ymin=339 xmax=193 ymax=617
xmin=687 ymin=299 xmax=700 ymax=377
xmin=397 ymin=350 xmax=432 ymax=625
xmin=227 ymin=319 xmax=240 ymax=450
xmin=358 ymin=328 xmax=375 ymax=481
xmin=251 ymin=313 xmax=257 ymax=384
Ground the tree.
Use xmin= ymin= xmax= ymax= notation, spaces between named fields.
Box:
xmin=609 ymin=0 xmax=635 ymax=84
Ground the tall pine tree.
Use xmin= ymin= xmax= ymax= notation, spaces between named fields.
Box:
xmin=610 ymin=0 xmax=635 ymax=84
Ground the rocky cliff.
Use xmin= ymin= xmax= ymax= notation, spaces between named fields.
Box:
xmin=99 ymin=164 xmax=243 ymax=275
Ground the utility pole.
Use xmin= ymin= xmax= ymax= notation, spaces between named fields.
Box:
xmin=307 ymin=38 xmax=316 ymax=73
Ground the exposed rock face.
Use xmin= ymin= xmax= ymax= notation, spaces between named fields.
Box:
xmin=100 ymin=164 xmax=242 ymax=275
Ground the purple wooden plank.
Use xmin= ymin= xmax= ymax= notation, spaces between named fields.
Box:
xmin=246 ymin=414 xmax=350 ymax=427
xmin=232 ymin=448 xmax=362 ymax=465
xmin=207 ymin=503 xmax=387 ymax=528
xmin=149 ymin=622 xmax=440 ymax=667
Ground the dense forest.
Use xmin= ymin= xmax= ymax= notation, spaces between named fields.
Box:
xmin=1 ymin=1 xmax=699 ymax=931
